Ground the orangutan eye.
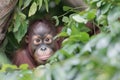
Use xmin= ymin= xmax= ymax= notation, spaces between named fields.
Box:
xmin=34 ymin=38 xmax=41 ymax=45
xmin=44 ymin=38 xmax=52 ymax=44
xmin=45 ymin=38 xmax=50 ymax=42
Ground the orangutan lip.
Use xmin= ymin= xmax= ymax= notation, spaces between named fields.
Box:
xmin=39 ymin=55 xmax=51 ymax=60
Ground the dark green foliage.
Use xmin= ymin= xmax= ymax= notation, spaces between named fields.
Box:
xmin=0 ymin=0 xmax=120 ymax=80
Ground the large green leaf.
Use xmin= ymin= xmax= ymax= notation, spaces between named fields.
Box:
xmin=14 ymin=21 xmax=28 ymax=42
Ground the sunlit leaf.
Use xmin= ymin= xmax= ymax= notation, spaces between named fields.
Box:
xmin=72 ymin=14 xmax=87 ymax=23
xmin=28 ymin=2 xmax=37 ymax=17
xmin=0 ymin=64 xmax=17 ymax=72
xmin=19 ymin=64 xmax=29 ymax=70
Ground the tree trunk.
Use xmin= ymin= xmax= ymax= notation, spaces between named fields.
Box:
xmin=0 ymin=0 xmax=18 ymax=45
xmin=63 ymin=0 xmax=88 ymax=10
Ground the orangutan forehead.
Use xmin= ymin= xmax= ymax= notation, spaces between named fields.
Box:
xmin=34 ymin=25 xmax=50 ymax=34
xmin=32 ymin=34 xmax=53 ymax=39
xmin=28 ymin=20 xmax=56 ymax=37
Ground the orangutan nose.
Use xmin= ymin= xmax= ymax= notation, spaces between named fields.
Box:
xmin=40 ymin=46 xmax=47 ymax=51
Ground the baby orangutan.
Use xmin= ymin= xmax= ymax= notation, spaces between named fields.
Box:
xmin=12 ymin=20 xmax=59 ymax=69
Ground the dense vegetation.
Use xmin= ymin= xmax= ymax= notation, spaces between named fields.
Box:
xmin=0 ymin=0 xmax=120 ymax=80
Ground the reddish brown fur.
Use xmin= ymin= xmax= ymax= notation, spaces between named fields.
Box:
xmin=12 ymin=48 xmax=37 ymax=68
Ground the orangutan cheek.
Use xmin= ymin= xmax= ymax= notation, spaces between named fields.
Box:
xmin=28 ymin=42 xmax=34 ymax=52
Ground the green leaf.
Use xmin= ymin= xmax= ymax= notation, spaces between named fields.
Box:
xmin=86 ymin=9 xmax=96 ymax=20
xmin=0 ymin=39 xmax=11 ymax=65
xmin=97 ymin=1 xmax=102 ymax=7
xmin=98 ymin=15 xmax=107 ymax=26
xmin=13 ymin=12 xmax=26 ymax=32
xmin=101 ymin=3 xmax=111 ymax=14
xmin=14 ymin=21 xmax=28 ymax=42
xmin=57 ymin=32 xmax=68 ymax=37
xmin=38 ymin=0 xmax=43 ymax=10
xmin=67 ymin=28 xmax=72 ymax=35
xmin=96 ymin=36 xmax=110 ymax=49
xmin=0 ymin=52 xmax=11 ymax=66
xmin=78 ymin=23 xmax=90 ymax=32
xmin=19 ymin=64 xmax=29 ymax=70
xmin=62 ymin=16 xmax=69 ymax=23
xmin=28 ymin=2 xmax=37 ymax=17
xmin=52 ymin=16 xmax=59 ymax=26
xmin=19 ymin=12 xmax=26 ymax=20
xmin=54 ymin=32 xmax=68 ymax=40
xmin=0 ymin=64 xmax=17 ymax=72
xmin=63 ymin=6 xmax=72 ymax=11
xmin=19 ymin=70 xmax=33 ymax=80
xmin=109 ymin=22 xmax=120 ymax=35
xmin=62 ymin=43 xmax=79 ymax=54
xmin=82 ymin=33 xmax=106 ymax=53
xmin=108 ymin=6 xmax=120 ymax=24
xmin=55 ymin=0 xmax=60 ymax=5
xmin=69 ymin=32 xmax=89 ymax=43
xmin=13 ymin=14 xmax=21 ymax=32
xmin=71 ymin=25 xmax=80 ymax=35
xmin=18 ymin=0 xmax=23 ymax=8
xmin=107 ymin=42 xmax=120 ymax=67
xmin=72 ymin=14 xmax=87 ymax=23
xmin=22 ymin=0 xmax=32 ymax=9
xmin=91 ymin=0 xmax=99 ymax=3
xmin=0 ymin=71 xmax=20 ymax=80
xmin=44 ymin=0 xmax=49 ymax=12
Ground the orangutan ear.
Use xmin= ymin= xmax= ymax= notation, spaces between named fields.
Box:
xmin=25 ymin=35 xmax=29 ymax=43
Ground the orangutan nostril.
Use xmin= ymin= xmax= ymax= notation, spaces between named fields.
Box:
xmin=40 ymin=47 xmax=47 ymax=51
